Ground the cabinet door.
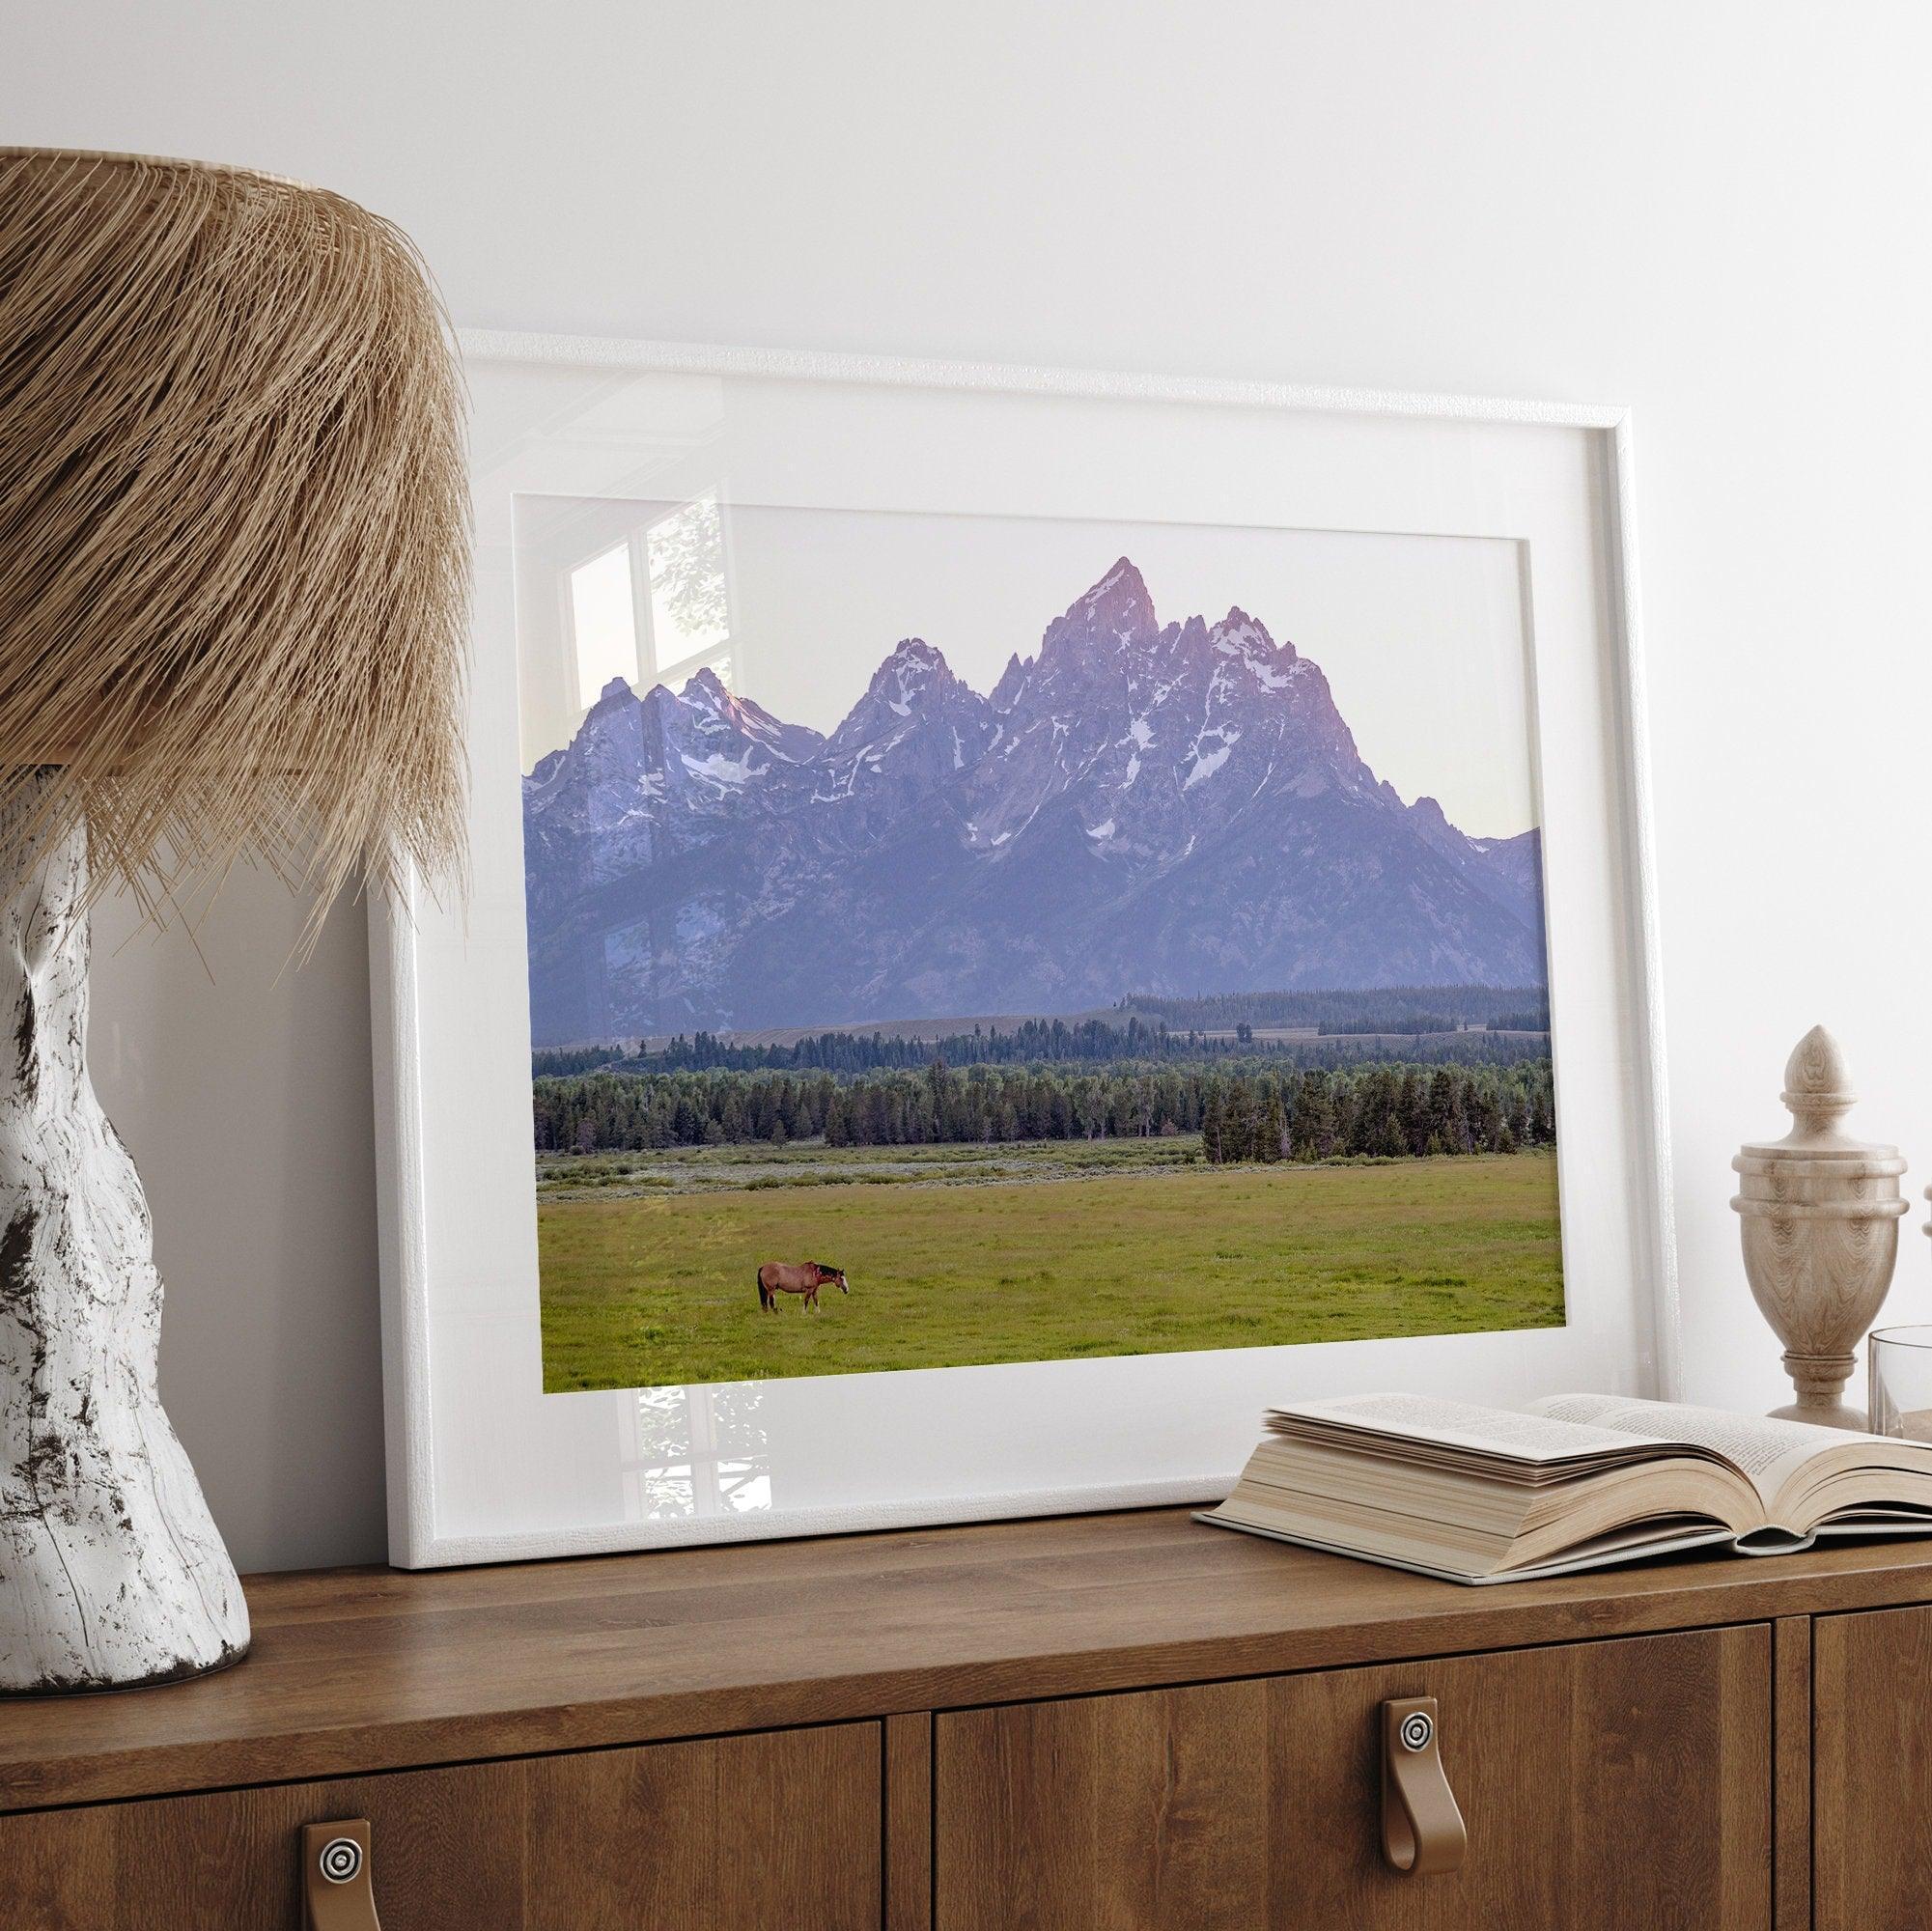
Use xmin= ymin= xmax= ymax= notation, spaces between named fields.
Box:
xmin=1814 ymin=1603 xmax=1932 ymax=1931
xmin=937 ymin=1626 xmax=1770 ymax=1930
xmin=0 ymin=1721 xmax=881 ymax=1930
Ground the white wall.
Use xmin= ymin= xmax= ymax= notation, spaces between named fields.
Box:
xmin=10 ymin=1 xmax=1931 ymax=1572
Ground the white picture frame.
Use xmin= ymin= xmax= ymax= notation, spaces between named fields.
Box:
xmin=371 ymin=332 xmax=1676 ymax=1569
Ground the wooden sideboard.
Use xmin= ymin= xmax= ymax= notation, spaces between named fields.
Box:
xmin=6 ymin=1506 xmax=1932 ymax=1928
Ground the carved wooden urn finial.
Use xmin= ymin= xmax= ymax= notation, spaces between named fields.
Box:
xmin=1733 ymin=1026 xmax=1908 ymax=1430
xmin=1779 ymin=1024 xmax=1858 ymax=1143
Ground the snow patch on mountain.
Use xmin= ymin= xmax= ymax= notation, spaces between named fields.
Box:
xmin=681 ymin=750 xmax=758 ymax=787
xmin=1184 ymin=743 xmax=1233 ymax=789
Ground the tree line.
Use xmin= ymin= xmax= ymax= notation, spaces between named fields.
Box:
xmin=534 ymin=1014 xmax=1551 ymax=1080
xmin=1317 ymin=1009 xmax=1549 ymax=1036
xmin=1199 ymin=1062 xmax=1552 ymax=1161
xmin=1119 ymin=984 xmax=1548 ymax=1033
xmin=533 ymin=1056 xmax=1556 ymax=1161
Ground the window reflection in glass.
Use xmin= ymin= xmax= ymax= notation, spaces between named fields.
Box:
xmin=622 ymin=1385 xmax=770 ymax=1520
xmin=646 ymin=493 xmax=730 ymax=680
xmin=569 ymin=541 xmax=640 ymax=708
xmin=561 ymin=495 xmax=732 ymax=719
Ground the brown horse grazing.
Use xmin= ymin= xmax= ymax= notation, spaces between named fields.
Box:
xmin=757 ymin=1260 xmax=849 ymax=1314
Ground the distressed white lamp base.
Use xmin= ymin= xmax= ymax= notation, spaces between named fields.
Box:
xmin=0 ymin=802 xmax=248 ymax=1693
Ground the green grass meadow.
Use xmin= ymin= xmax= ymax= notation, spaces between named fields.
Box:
xmin=537 ymin=1141 xmax=1562 ymax=1391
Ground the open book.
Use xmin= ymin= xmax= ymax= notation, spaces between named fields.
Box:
xmin=1197 ymin=1392 xmax=1932 ymax=1583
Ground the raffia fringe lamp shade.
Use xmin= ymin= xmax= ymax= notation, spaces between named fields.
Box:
xmin=0 ymin=150 xmax=468 ymax=1693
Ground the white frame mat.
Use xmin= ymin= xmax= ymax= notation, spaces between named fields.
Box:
xmin=372 ymin=333 xmax=1676 ymax=1568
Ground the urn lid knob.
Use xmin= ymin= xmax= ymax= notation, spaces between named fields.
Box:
xmin=1736 ymin=1023 xmax=1895 ymax=1162
xmin=1781 ymin=1024 xmax=1856 ymax=1139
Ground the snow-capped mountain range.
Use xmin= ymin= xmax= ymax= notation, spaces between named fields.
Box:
xmin=522 ymin=558 xmax=1547 ymax=1045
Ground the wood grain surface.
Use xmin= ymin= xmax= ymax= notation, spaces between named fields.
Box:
xmin=1813 ymin=1601 xmax=1932 ymax=1931
xmin=1774 ymin=1615 xmax=1812 ymax=1931
xmin=936 ymin=1623 xmax=1772 ymax=1929
xmin=0 ymin=1721 xmax=880 ymax=1930
xmin=884 ymin=1711 xmax=934 ymax=1931
xmin=6 ymin=1506 xmax=1932 ymax=1813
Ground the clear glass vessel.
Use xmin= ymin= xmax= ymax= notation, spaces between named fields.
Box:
xmin=1866 ymin=1326 xmax=1932 ymax=1440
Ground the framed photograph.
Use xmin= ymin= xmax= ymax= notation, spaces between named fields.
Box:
xmin=371 ymin=333 xmax=1675 ymax=1568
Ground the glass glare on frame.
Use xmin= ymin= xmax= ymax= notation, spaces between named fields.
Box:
xmin=566 ymin=498 xmax=732 ymax=714
xmin=646 ymin=493 xmax=731 ymax=681
xmin=569 ymin=541 xmax=640 ymax=709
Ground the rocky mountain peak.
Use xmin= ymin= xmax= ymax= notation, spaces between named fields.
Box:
xmin=826 ymin=638 xmax=983 ymax=753
xmin=1040 ymin=556 xmax=1160 ymax=661
xmin=991 ymin=651 xmax=1031 ymax=712
xmin=1207 ymin=607 xmax=1300 ymax=689
xmin=527 ymin=674 xmax=639 ymax=788
xmin=691 ymin=667 xmax=824 ymax=763
xmin=873 ymin=636 xmax=952 ymax=700
xmin=1213 ymin=605 xmax=1293 ymax=659
xmin=814 ymin=638 xmax=996 ymax=810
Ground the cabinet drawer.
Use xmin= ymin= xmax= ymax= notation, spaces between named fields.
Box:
xmin=2 ymin=1720 xmax=881 ymax=1930
xmin=1814 ymin=1603 xmax=1932 ymax=1931
xmin=936 ymin=1626 xmax=1770 ymax=1930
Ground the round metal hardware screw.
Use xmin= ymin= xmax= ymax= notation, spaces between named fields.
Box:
xmin=1398 ymin=1711 xmax=1433 ymax=1752
xmin=319 ymin=1838 xmax=363 ymax=1885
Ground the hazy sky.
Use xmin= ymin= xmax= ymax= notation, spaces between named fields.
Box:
xmin=539 ymin=501 xmax=1540 ymax=839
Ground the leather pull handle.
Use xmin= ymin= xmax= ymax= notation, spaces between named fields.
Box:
xmin=1381 ymin=1697 xmax=1467 ymax=1876
xmin=302 ymin=1820 xmax=383 ymax=1931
